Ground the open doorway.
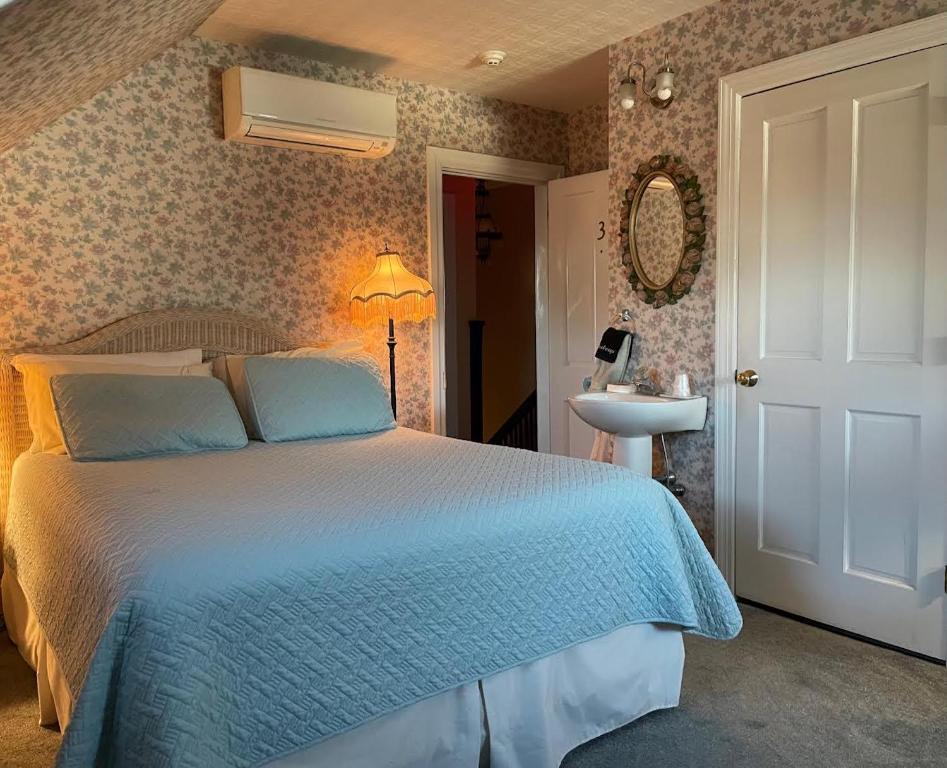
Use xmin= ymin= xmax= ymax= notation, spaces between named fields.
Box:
xmin=442 ymin=175 xmax=537 ymax=450
xmin=426 ymin=146 xmax=562 ymax=449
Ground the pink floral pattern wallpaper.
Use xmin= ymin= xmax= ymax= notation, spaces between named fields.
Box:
xmin=609 ymin=0 xmax=946 ymax=545
xmin=0 ymin=0 xmax=223 ymax=154
xmin=567 ymin=102 xmax=609 ymax=175
xmin=0 ymin=36 xmax=569 ymax=432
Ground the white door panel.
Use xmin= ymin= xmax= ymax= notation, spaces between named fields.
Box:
xmin=735 ymin=47 xmax=946 ymax=659
xmin=548 ymin=171 xmax=609 ymax=459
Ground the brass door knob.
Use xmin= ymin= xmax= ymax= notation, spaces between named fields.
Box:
xmin=736 ymin=369 xmax=759 ymax=387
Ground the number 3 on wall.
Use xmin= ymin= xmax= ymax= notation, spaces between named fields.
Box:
xmin=596 ymin=221 xmax=605 ymax=240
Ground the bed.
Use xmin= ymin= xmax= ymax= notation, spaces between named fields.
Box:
xmin=0 ymin=309 xmax=741 ymax=768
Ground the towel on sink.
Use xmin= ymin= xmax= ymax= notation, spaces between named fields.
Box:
xmin=586 ymin=328 xmax=634 ymax=461
xmin=587 ymin=328 xmax=634 ymax=393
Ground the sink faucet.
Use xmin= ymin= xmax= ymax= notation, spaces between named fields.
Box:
xmin=632 ymin=378 xmax=659 ymax=395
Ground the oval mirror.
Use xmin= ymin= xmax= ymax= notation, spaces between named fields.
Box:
xmin=621 ymin=155 xmax=706 ymax=308
xmin=631 ymin=173 xmax=684 ymax=290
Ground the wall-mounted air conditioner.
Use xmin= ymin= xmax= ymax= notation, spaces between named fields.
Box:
xmin=222 ymin=66 xmax=397 ymax=159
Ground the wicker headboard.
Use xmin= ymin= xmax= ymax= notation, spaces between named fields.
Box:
xmin=0 ymin=308 xmax=303 ymax=570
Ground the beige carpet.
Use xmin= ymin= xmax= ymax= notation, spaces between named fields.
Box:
xmin=1 ymin=606 xmax=944 ymax=767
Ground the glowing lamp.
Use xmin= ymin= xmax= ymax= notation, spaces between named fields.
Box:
xmin=349 ymin=244 xmax=436 ymax=419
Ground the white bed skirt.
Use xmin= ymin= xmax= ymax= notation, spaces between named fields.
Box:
xmin=3 ymin=566 xmax=684 ymax=768
xmin=2 ymin=566 xmax=73 ymax=728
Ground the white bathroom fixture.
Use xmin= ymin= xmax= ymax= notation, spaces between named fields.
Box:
xmin=222 ymin=66 xmax=397 ymax=158
xmin=567 ymin=391 xmax=706 ymax=475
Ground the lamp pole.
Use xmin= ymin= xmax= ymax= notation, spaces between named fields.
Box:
xmin=387 ymin=316 xmax=397 ymax=419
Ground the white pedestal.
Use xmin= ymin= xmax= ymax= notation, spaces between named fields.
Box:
xmin=612 ymin=435 xmax=652 ymax=477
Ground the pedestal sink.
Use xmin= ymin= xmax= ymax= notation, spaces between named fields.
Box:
xmin=567 ymin=391 xmax=707 ymax=475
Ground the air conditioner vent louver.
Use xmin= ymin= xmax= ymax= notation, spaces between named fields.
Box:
xmin=244 ymin=123 xmax=377 ymax=152
xmin=222 ymin=66 xmax=397 ymax=159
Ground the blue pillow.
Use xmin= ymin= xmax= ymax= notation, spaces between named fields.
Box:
xmin=243 ymin=356 xmax=395 ymax=442
xmin=50 ymin=374 xmax=248 ymax=461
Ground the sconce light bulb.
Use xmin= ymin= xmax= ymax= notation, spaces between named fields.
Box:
xmin=655 ymin=69 xmax=674 ymax=102
xmin=618 ymin=79 xmax=636 ymax=110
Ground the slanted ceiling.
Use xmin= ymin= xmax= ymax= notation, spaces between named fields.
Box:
xmin=0 ymin=0 xmax=223 ymax=155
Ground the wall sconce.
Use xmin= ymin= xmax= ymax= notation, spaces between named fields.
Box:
xmin=474 ymin=180 xmax=503 ymax=263
xmin=618 ymin=54 xmax=676 ymax=111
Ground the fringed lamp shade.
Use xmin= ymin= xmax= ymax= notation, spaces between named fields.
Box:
xmin=349 ymin=245 xmax=436 ymax=421
xmin=349 ymin=246 xmax=436 ymax=327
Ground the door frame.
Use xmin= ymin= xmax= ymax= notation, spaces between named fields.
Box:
xmin=714 ymin=13 xmax=947 ymax=588
xmin=426 ymin=146 xmax=564 ymax=448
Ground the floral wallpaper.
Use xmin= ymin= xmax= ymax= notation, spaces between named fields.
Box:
xmin=0 ymin=36 xmax=569 ymax=433
xmin=567 ymin=101 xmax=609 ymax=175
xmin=0 ymin=0 xmax=223 ymax=155
xmin=609 ymin=0 xmax=946 ymax=546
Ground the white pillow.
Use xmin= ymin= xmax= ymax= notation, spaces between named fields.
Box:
xmin=12 ymin=349 xmax=207 ymax=455
xmin=11 ymin=349 xmax=202 ymax=368
xmin=218 ymin=342 xmax=365 ymax=438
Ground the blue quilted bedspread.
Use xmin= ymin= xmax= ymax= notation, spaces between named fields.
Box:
xmin=3 ymin=428 xmax=741 ymax=767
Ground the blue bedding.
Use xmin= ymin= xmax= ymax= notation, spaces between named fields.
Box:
xmin=3 ymin=428 xmax=741 ymax=767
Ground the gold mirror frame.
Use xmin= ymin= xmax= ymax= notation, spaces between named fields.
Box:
xmin=620 ymin=154 xmax=706 ymax=308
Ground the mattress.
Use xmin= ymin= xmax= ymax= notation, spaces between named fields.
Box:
xmin=2 ymin=427 xmax=740 ymax=767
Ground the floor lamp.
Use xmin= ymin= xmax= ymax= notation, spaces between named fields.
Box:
xmin=349 ymin=244 xmax=436 ymax=420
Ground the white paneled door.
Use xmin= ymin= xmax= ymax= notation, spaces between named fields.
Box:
xmin=547 ymin=170 xmax=609 ymax=460
xmin=735 ymin=46 xmax=946 ymax=660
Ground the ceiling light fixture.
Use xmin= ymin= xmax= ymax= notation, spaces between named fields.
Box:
xmin=619 ymin=54 xmax=677 ymax=112
xmin=479 ymin=50 xmax=507 ymax=67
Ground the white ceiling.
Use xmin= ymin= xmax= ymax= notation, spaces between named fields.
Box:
xmin=197 ymin=0 xmax=713 ymax=113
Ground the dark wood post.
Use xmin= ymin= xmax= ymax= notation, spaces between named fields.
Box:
xmin=469 ymin=320 xmax=485 ymax=442
xmin=387 ymin=317 xmax=397 ymax=419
